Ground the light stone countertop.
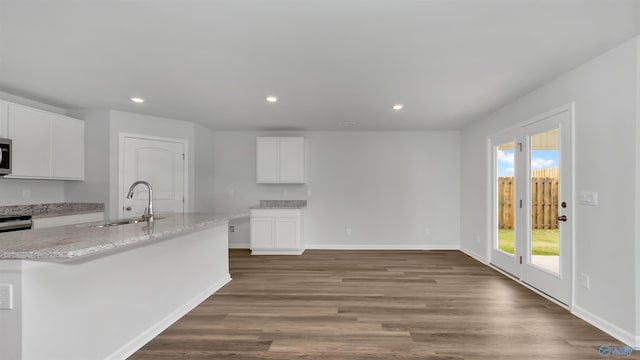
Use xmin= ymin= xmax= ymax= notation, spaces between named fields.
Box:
xmin=0 ymin=212 xmax=248 ymax=260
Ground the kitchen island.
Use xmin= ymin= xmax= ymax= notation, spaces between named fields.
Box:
xmin=0 ymin=212 xmax=246 ymax=360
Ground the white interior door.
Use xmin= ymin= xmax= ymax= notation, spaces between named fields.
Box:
xmin=490 ymin=106 xmax=572 ymax=305
xmin=121 ymin=136 xmax=185 ymax=218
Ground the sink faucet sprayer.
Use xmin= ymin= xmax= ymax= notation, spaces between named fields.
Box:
xmin=126 ymin=181 xmax=154 ymax=220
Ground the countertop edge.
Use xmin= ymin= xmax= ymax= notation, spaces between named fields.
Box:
xmin=33 ymin=209 xmax=105 ymax=219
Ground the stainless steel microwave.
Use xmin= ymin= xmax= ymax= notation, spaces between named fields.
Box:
xmin=0 ymin=138 xmax=12 ymax=176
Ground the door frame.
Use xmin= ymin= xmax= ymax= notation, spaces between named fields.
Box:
xmin=118 ymin=133 xmax=189 ymax=219
xmin=486 ymin=103 xmax=575 ymax=307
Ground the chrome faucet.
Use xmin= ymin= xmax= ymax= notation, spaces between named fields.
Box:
xmin=126 ymin=181 xmax=154 ymax=220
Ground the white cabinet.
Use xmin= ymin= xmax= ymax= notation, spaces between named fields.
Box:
xmin=9 ymin=105 xmax=52 ymax=177
xmin=0 ymin=101 xmax=8 ymax=137
xmin=256 ymin=137 xmax=279 ymax=182
xmin=250 ymin=208 xmax=304 ymax=255
xmin=256 ymin=137 xmax=304 ymax=183
xmin=6 ymin=103 xmax=84 ymax=180
xmin=250 ymin=218 xmax=275 ymax=249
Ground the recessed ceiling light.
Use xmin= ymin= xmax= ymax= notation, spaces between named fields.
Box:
xmin=392 ymin=104 xmax=403 ymax=110
xmin=266 ymin=96 xmax=278 ymax=103
xmin=131 ymin=97 xmax=144 ymax=103
xmin=339 ymin=122 xmax=356 ymax=126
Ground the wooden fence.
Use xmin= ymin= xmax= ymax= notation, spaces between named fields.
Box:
xmin=498 ymin=175 xmax=559 ymax=229
xmin=531 ymin=168 xmax=558 ymax=178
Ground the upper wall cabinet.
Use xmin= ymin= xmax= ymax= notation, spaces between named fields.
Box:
xmin=6 ymin=103 xmax=84 ymax=180
xmin=0 ymin=102 xmax=8 ymax=138
xmin=256 ymin=137 xmax=305 ymax=183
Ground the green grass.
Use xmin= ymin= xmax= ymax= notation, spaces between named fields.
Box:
xmin=498 ymin=228 xmax=559 ymax=255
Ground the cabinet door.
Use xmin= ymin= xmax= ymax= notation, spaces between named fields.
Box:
xmin=0 ymin=101 xmax=8 ymax=138
xmin=250 ymin=218 xmax=275 ymax=249
xmin=279 ymin=137 xmax=304 ymax=182
xmin=8 ymin=105 xmax=52 ymax=177
xmin=256 ymin=137 xmax=278 ymax=182
xmin=51 ymin=116 xmax=84 ymax=179
xmin=275 ymin=218 xmax=298 ymax=249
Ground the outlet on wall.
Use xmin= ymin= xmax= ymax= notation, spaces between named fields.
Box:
xmin=22 ymin=189 xmax=31 ymax=200
xmin=229 ymin=225 xmax=235 ymax=233
xmin=345 ymin=227 xmax=352 ymax=236
xmin=0 ymin=284 xmax=13 ymax=310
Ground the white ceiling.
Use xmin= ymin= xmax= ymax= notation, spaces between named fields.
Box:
xmin=0 ymin=0 xmax=639 ymax=130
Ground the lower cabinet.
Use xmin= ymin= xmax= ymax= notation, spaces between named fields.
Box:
xmin=250 ymin=209 xmax=304 ymax=255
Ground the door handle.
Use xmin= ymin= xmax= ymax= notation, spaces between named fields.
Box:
xmin=557 ymin=215 xmax=567 ymax=222
xmin=126 ymin=206 xmax=132 ymax=211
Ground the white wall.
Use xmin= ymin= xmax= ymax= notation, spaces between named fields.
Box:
xmin=108 ymin=110 xmax=197 ymax=219
xmin=0 ymin=92 xmax=66 ymax=205
xmin=460 ymin=37 xmax=639 ymax=345
xmin=211 ymin=130 xmax=461 ymax=249
xmin=193 ymin=124 xmax=216 ymax=212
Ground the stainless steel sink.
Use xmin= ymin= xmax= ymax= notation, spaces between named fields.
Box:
xmin=92 ymin=219 xmax=143 ymax=228
xmin=79 ymin=217 xmax=165 ymax=228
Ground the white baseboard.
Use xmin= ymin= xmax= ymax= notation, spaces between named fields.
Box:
xmin=251 ymin=249 xmax=305 ymax=255
xmin=233 ymin=244 xmax=462 ymax=251
xmin=229 ymin=242 xmax=250 ymax=249
xmin=305 ymin=244 xmax=460 ymax=250
xmin=459 ymin=246 xmax=487 ymax=264
xmin=572 ymin=304 xmax=639 ymax=349
xmin=108 ymin=274 xmax=232 ymax=360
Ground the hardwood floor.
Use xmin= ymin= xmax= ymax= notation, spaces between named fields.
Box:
xmin=130 ymin=250 xmax=630 ymax=359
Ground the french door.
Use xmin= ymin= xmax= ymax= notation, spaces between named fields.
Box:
xmin=490 ymin=106 xmax=572 ymax=305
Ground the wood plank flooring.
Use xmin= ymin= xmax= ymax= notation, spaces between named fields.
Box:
xmin=129 ymin=250 xmax=631 ymax=359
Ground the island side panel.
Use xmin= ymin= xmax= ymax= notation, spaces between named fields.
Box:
xmin=0 ymin=261 xmax=24 ymax=360
xmin=21 ymin=222 xmax=230 ymax=360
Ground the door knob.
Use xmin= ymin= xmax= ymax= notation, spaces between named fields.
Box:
xmin=557 ymin=215 xmax=567 ymax=222
xmin=125 ymin=206 xmax=132 ymax=211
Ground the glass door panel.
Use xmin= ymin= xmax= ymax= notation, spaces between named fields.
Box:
xmin=496 ymin=141 xmax=516 ymax=255
xmin=490 ymin=131 xmax=521 ymax=278
xmin=529 ymin=129 xmax=560 ymax=274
